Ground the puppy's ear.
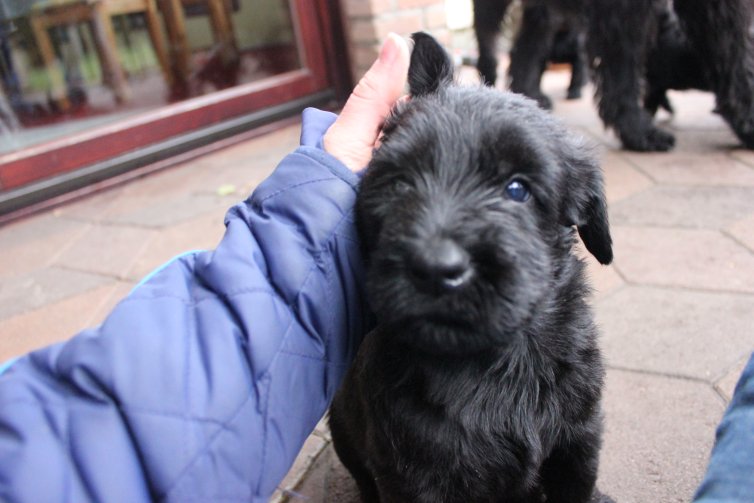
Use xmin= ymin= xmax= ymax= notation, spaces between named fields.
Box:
xmin=575 ymin=192 xmax=613 ymax=265
xmin=409 ymin=32 xmax=453 ymax=96
xmin=559 ymin=140 xmax=613 ymax=265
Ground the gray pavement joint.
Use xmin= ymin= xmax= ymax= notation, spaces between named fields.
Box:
xmin=605 ymin=364 xmax=728 ymax=392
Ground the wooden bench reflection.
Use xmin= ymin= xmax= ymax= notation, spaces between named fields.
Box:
xmin=29 ymin=0 xmax=238 ymax=108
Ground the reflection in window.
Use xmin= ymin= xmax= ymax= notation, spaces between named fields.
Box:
xmin=0 ymin=0 xmax=301 ymax=154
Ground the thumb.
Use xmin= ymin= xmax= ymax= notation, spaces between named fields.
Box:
xmin=324 ymin=33 xmax=410 ymax=171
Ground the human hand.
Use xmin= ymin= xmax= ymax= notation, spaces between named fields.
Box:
xmin=323 ymin=33 xmax=410 ymax=172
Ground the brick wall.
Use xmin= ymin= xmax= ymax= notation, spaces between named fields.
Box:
xmin=340 ymin=0 xmax=453 ymax=82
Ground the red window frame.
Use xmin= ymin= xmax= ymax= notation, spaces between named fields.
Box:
xmin=0 ymin=0 xmax=350 ymax=193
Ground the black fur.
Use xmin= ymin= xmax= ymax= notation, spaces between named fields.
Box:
xmin=474 ymin=0 xmax=754 ymax=152
xmin=674 ymin=0 xmax=754 ymax=148
xmin=550 ymin=23 xmax=589 ymax=101
xmin=330 ymin=33 xmax=613 ymax=503
xmin=509 ymin=3 xmax=588 ymax=109
xmin=643 ymin=4 xmax=709 ymax=116
xmin=409 ymin=32 xmax=455 ymax=96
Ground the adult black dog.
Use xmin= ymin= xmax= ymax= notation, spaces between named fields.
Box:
xmin=474 ymin=0 xmax=754 ymax=152
xmin=329 ymin=33 xmax=614 ymax=503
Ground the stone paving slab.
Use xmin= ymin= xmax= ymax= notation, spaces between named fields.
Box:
xmin=611 ymin=226 xmax=754 ymax=294
xmin=730 ymin=148 xmax=754 ymax=167
xmin=597 ymin=286 xmax=754 ymax=380
xmin=574 ymin=242 xmax=626 ymax=302
xmin=126 ymin=209 xmax=229 ymax=281
xmin=272 ymin=433 xmax=329 ymax=503
xmin=52 ymin=186 xmax=128 ymax=224
xmin=0 ymin=267 xmax=112 ymax=321
xmin=727 ymin=213 xmax=754 ymax=252
xmin=54 ymin=223 xmax=158 ymax=279
xmin=660 ymin=128 xmax=741 ymax=153
xmin=279 ymin=444 xmax=360 ymax=503
xmin=610 ymin=186 xmax=754 ymax=230
xmin=716 ymin=355 xmax=752 ymax=402
xmin=0 ymin=281 xmax=132 ymax=361
xmin=598 ymin=370 xmax=725 ymax=503
xmin=599 ymin=152 xmax=655 ymax=204
xmin=622 ymin=151 xmax=754 ymax=187
xmin=0 ymin=215 xmax=91 ymax=280
xmin=103 ymin=192 xmax=236 ymax=229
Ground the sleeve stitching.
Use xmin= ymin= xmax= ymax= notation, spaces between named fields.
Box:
xmin=277 ymin=349 xmax=350 ymax=367
xmin=255 ymin=176 xmax=336 ymax=205
xmin=122 ymin=287 xmax=276 ymax=306
xmin=0 ymin=398 xmax=245 ymax=428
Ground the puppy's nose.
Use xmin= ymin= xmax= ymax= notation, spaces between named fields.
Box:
xmin=409 ymin=238 xmax=473 ymax=292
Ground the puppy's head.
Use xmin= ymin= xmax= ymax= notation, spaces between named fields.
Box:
xmin=357 ymin=33 xmax=611 ymax=355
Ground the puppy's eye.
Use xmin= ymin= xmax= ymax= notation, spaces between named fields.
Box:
xmin=504 ymin=179 xmax=531 ymax=202
xmin=394 ymin=180 xmax=411 ymax=195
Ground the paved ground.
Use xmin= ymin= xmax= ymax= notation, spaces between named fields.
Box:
xmin=1 ymin=67 xmax=753 ymax=502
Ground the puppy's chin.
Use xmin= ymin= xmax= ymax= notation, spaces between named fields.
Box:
xmin=367 ymin=272 xmax=542 ymax=355
xmin=380 ymin=313 xmax=520 ymax=356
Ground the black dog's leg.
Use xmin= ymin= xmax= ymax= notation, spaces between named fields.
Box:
xmin=567 ymin=32 xmax=588 ymax=100
xmin=588 ymin=0 xmax=675 ymax=151
xmin=539 ymin=430 xmax=601 ymax=503
xmin=474 ymin=0 xmax=512 ymax=86
xmin=644 ymin=87 xmax=674 ymax=116
xmin=510 ymin=3 xmax=556 ymax=109
xmin=675 ymin=0 xmax=754 ymax=148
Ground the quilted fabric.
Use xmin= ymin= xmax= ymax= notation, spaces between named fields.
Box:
xmin=693 ymin=352 xmax=754 ymax=502
xmin=0 ymin=108 xmax=372 ymax=502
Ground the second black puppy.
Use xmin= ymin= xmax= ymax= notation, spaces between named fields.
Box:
xmin=330 ymin=33 xmax=614 ymax=503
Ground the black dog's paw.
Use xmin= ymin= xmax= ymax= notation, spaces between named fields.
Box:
xmin=644 ymin=126 xmax=676 ymax=151
xmin=589 ymin=488 xmax=617 ymax=503
xmin=730 ymin=122 xmax=754 ymax=149
xmin=713 ymin=103 xmax=754 ymax=149
xmin=534 ymin=92 xmax=554 ymax=110
xmin=740 ymin=132 xmax=754 ymax=150
xmin=566 ymin=88 xmax=582 ymax=100
xmin=620 ymin=124 xmax=675 ymax=152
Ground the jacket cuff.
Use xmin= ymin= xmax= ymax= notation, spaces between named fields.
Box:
xmin=299 ymin=107 xmax=361 ymax=187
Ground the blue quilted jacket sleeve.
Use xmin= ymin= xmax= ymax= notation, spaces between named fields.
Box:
xmin=0 ymin=108 xmax=372 ymax=502
xmin=693 ymin=352 xmax=754 ymax=503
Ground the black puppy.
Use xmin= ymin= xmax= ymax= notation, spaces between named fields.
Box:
xmin=329 ymin=33 xmax=613 ymax=503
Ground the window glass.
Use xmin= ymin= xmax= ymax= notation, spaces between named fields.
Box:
xmin=0 ymin=0 xmax=301 ymax=154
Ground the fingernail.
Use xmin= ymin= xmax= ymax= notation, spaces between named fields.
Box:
xmin=378 ymin=33 xmax=400 ymax=65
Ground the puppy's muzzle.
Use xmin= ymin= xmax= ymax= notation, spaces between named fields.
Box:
xmin=408 ymin=237 xmax=474 ymax=293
